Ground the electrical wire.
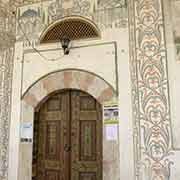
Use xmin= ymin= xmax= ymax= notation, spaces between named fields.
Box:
xmin=16 ymin=15 xmax=65 ymax=62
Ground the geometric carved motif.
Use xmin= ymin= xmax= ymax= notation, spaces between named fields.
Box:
xmin=46 ymin=121 xmax=61 ymax=160
xmin=0 ymin=48 xmax=14 ymax=180
xmin=97 ymin=0 xmax=126 ymax=9
xmin=47 ymin=97 xmax=62 ymax=111
xmin=71 ymin=90 xmax=102 ymax=180
xmin=45 ymin=170 xmax=60 ymax=180
xmin=0 ymin=2 xmax=16 ymax=180
xmin=79 ymin=172 xmax=96 ymax=180
xmin=80 ymin=96 xmax=96 ymax=111
xmin=33 ymin=112 xmax=39 ymax=163
xmin=128 ymin=0 xmax=173 ymax=179
xmin=80 ymin=121 xmax=97 ymax=161
xmin=34 ymin=93 xmax=65 ymax=180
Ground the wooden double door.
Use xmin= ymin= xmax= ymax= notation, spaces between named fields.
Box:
xmin=32 ymin=90 xmax=102 ymax=180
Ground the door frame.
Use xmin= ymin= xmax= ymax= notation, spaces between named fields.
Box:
xmin=18 ymin=69 xmax=119 ymax=180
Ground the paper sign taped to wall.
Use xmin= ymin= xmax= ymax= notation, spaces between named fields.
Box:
xmin=20 ymin=122 xmax=33 ymax=143
xmin=106 ymin=124 xmax=118 ymax=140
xmin=103 ymin=101 xmax=119 ymax=124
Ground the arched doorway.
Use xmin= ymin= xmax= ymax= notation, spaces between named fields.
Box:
xmin=18 ymin=69 xmax=118 ymax=180
xmin=32 ymin=89 xmax=102 ymax=180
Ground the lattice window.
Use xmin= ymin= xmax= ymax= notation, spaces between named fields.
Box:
xmin=40 ymin=17 xmax=100 ymax=43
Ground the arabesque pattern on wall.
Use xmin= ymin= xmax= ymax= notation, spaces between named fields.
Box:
xmin=16 ymin=0 xmax=127 ymax=47
xmin=128 ymin=0 xmax=173 ymax=179
xmin=0 ymin=1 xmax=16 ymax=180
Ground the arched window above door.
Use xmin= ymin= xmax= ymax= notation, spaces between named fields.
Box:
xmin=40 ymin=16 xmax=101 ymax=44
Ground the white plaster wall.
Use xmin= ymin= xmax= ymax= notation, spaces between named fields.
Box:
xmin=116 ymin=30 xmax=134 ymax=180
xmin=22 ymin=41 xmax=117 ymax=95
xmin=171 ymin=151 xmax=180 ymax=180
xmin=164 ymin=0 xmax=180 ymax=150
xmin=163 ymin=0 xmax=180 ymax=179
xmin=8 ymin=42 xmax=24 ymax=180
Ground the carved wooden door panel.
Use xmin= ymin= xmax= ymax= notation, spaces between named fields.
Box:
xmin=33 ymin=90 xmax=102 ymax=180
xmin=33 ymin=91 xmax=71 ymax=180
xmin=71 ymin=91 xmax=102 ymax=180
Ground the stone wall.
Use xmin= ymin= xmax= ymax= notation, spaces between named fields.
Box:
xmin=0 ymin=0 xmax=178 ymax=180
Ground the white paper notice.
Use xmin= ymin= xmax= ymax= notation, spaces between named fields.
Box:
xmin=106 ymin=124 xmax=118 ymax=141
xmin=21 ymin=122 xmax=33 ymax=140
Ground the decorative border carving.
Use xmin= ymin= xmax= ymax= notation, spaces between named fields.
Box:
xmin=0 ymin=48 xmax=14 ymax=180
xmin=128 ymin=0 xmax=173 ymax=179
xmin=16 ymin=0 xmax=128 ymax=47
xmin=0 ymin=1 xmax=16 ymax=179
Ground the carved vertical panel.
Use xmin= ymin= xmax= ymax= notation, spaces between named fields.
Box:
xmin=79 ymin=172 xmax=96 ymax=180
xmin=46 ymin=121 xmax=61 ymax=160
xmin=80 ymin=121 xmax=97 ymax=161
xmin=71 ymin=91 xmax=102 ymax=180
xmin=45 ymin=170 xmax=60 ymax=180
xmin=34 ymin=92 xmax=70 ymax=180
xmin=0 ymin=47 xmax=14 ymax=180
xmin=128 ymin=0 xmax=173 ymax=179
xmin=0 ymin=1 xmax=15 ymax=179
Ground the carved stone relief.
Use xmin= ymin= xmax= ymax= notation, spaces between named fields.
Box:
xmin=16 ymin=7 xmax=46 ymax=45
xmin=16 ymin=0 xmax=127 ymax=46
xmin=0 ymin=1 xmax=16 ymax=180
xmin=128 ymin=0 xmax=173 ymax=179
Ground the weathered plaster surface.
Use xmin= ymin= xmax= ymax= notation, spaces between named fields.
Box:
xmin=22 ymin=42 xmax=117 ymax=94
xmin=163 ymin=0 xmax=180 ymax=179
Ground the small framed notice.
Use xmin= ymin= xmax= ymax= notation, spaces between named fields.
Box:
xmin=20 ymin=122 xmax=33 ymax=143
xmin=103 ymin=100 xmax=119 ymax=141
xmin=103 ymin=101 xmax=119 ymax=124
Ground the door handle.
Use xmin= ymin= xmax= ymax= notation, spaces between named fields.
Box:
xmin=64 ymin=144 xmax=71 ymax=152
